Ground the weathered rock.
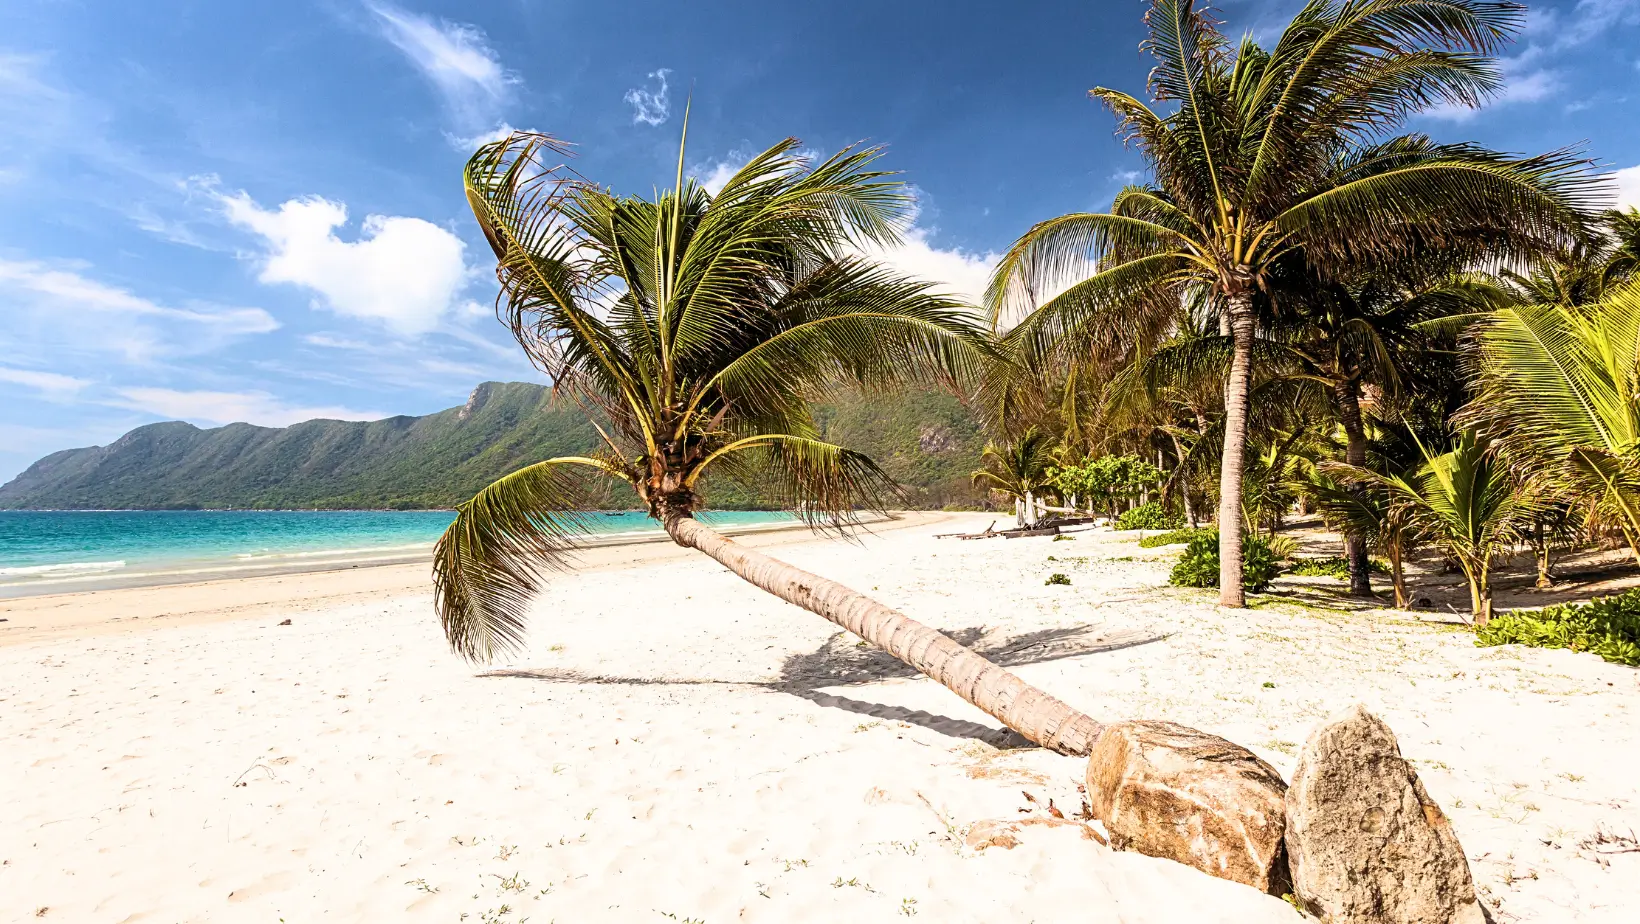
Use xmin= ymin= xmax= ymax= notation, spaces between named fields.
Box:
xmin=1285 ymin=704 xmax=1483 ymax=923
xmin=1086 ymin=720 xmax=1290 ymax=892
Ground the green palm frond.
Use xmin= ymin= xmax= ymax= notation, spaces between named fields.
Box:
xmin=433 ymin=458 xmax=618 ymax=662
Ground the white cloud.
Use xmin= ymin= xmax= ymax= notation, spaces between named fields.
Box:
xmin=697 ymin=160 xmax=738 ymax=194
xmin=0 ymin=259 xmax=277 ymax=361
xmin=0 ymin=367 xmax=89 ymax=397
xmin=858 ymin=225 xmax=1000 ymax=308
xmin=365 ymin=1 xmax=514 ymax=131
xmin=624 ymin=68 xmax=672 ymax=126
xmin=112 ymin=387 xmax=386 ymax=427
xmin=1617 ymin=165 xmax=1640 ymax=211
xmin=217 ymin=190 xmax=469 ymax=335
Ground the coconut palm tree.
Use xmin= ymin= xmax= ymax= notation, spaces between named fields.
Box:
xmin=435 ymin=131 xmax=1104 ymax=755
xmin=1466 ymin=279 xmax=1640 ymax=561
xmin=1332 ymin=430 xmax=1534 ymax=623
xmin=985 ymin=0 xmax=1594 ymax=606
xmin=971 ymin=427 xmax=1057 ymax=526
xmin=1269 ymin=265 xmax=1491 ymax=594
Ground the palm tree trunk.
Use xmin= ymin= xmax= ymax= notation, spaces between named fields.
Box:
xmin=1334 ymin=380 xmax=1373 ymax=598
xmin=1218 ymin=293 xmax=1256 ymax=607
xmin=1168 ymin=431 xmax=1196 ymax=528
xmin=665 ymin=515 xmax=1103 ymax=755
xmin=1388 ymin=540 xmax=1408 ymax=609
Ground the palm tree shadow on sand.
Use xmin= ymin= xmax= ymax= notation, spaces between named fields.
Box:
xmin=483 ymin=624 xmax=1165 ymax=749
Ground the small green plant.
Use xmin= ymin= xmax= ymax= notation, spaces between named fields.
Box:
xmin=1287 ymin=556 xmax=1389 ymax=578
xmin=1138 ymin=527 xmax=1209 ymax=548
xmin=1045 ymin=573 xmax=1071 ymax=586
xmin=899 ymin=897 xmax=920 ymax=916
xmin=1053 ymin=533 xmax=1076 ymax=541
xmin=1476 ymin=589 xmax=1640 ymax=666
xmin=1168 ymin=530 xmax=1281 ymax=592
xmin=1116 ymin=501 xmax=1185 ymax=531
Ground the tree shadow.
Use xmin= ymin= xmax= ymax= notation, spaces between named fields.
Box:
xmin=481 ymin=623 xmax=1164 ymax=749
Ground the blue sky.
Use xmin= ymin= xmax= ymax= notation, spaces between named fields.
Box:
xmin=1 ymin=0 xmax=1637 ymax=482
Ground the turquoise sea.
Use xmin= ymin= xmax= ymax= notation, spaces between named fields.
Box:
xmin=0 ymin=509 xmax=798 ymax=594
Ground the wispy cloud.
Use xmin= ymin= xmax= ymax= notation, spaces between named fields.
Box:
xmin=111 ymin=386 xmax=386 ymax=428
xmin=365 ymin=1 xmax=516 ymax=133
xmin=624 ymin=68 xmax=672 ymax=126
xmin=0 ymin=258 xmax=277 ymax=361
xmin=214 ymin=186 xmax=470 ymax=336
xmin=0 ymin=366 xmax=90 ymax=398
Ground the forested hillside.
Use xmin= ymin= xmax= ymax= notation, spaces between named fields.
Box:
xmin=0 ymin=382 xmax=989 ymax=510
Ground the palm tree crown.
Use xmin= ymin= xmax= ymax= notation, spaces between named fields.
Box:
xmin=438 ymin=131 xmax=992 ymax=661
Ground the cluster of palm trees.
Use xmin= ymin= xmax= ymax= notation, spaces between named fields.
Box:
xmin=981 ymin=0 xmax=1638 ymax=617
xmin=428 ymin=0 xmax=1639 ymax=750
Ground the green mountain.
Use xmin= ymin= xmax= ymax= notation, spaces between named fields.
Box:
xmin=0 ymin=382 xmax=990 ymax=511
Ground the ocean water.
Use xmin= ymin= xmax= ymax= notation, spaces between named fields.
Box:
xmin=0 ymin=509 xmax=798 ymax=592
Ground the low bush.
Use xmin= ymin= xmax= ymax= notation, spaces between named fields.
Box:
xmin=1287 ymin=556 xmax=1390 ymax=578
xmin=1168 ymin=530 xmax=1282 ymax=592
xmin=1045 ymin=573 xmax=1072 ymax=586
xmin=1115 ymin=502 xmax=1185 ymax=531
xmin=1476 ymin=590 xmax=1640 ymax=666
xmin=1138 ymin=527 xmax=1209 ymax=549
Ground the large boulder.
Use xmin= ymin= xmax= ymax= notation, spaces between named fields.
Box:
xmin=1086 ymin=720 xmax=1290 ymax=893
xmin=1285 ymin=704 xmax=1483 ymax=923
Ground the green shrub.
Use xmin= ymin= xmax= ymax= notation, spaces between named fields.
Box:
xmin=1115 ymin=502 xmax=1185 ymax=531
xmin=1287 ymin=556 xmax=1390 ymax=578
xmin=1045 ymin=573 xmax=1072 ymax=586
xmin=1476 ymin=590 xmax=1640 ymax=666
xmin=1168 ymin=530 xmax=1282 ymax=592
xmin=1053 ymin=533 xmax=1075 ymax=542
xmin=1138 ymin=527 xmax=1209 ymax=549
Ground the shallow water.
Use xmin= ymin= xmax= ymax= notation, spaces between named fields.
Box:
xmin=0 ymin=509 xmax=797 ymax=591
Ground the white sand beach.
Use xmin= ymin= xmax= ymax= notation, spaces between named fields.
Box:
xmin=3 ymin=513 xmax=1638 ymax=923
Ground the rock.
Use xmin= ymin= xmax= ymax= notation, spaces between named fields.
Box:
xmin=1086 ymin=720 xmax=1290 ymax=892
xmin=1285 ymin=704 xmax=1483 ymax=923
xmin=964 ymin=819 xmax=1023 ymax=851
xmin=277 ymin=618 xmax=292 ymax=626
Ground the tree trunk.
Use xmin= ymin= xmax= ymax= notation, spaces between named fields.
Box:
xmin=1334 ymin=380 xmax=1373 ymax=598
xmin=1218 ymin=292 xmax=1256 ymax=607
xmin=665 ymin=515 xmax=1103 ymax=755
xmin=1388 ymin=539 xmax=1408 ymax=609
xmin=1024 ymin=490 xmax=1037 ymax=526
xmin=1168 ymin=432 xmax=1196 ymax=528
xmin=1533 ymin=517 xmax=1553 ymax=590
xmin=1014 ymin=497 xmax=1024 ymax=528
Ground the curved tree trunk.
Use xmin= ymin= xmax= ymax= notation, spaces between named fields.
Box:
xmin=1218 ymin=293 xmax=1256 ymax=607
xmin=665 ymin=515 xmax=1104 ymax=755
xmin=1334 ymin=380 xmax=1373 ymax=597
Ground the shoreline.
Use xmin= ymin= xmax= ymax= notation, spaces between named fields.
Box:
xmin=0 ymin=511 xmax=896 ymax=600
xmin=0 ymin=511 xmax=941 ymax=648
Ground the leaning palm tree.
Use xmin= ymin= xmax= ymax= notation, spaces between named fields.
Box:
xmin=435 ymin=131 xmax=1104 ymax=755
xmin=986 ymin=0 xmax=1594 ymax=605
xmin=972 ymin=427 xmax=1057 ymax=526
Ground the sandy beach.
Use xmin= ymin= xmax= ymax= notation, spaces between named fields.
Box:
xmin=3 ymin=512 xmax=1638 ymax=922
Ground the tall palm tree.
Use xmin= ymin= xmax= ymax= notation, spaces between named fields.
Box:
xmin=435 ymin=132 xmax=1104 ymax=755
xmin=986 ymin=0 xmax=1594 ymax=606
xmin=971 ymin=427 xmax=1057 ymax=526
